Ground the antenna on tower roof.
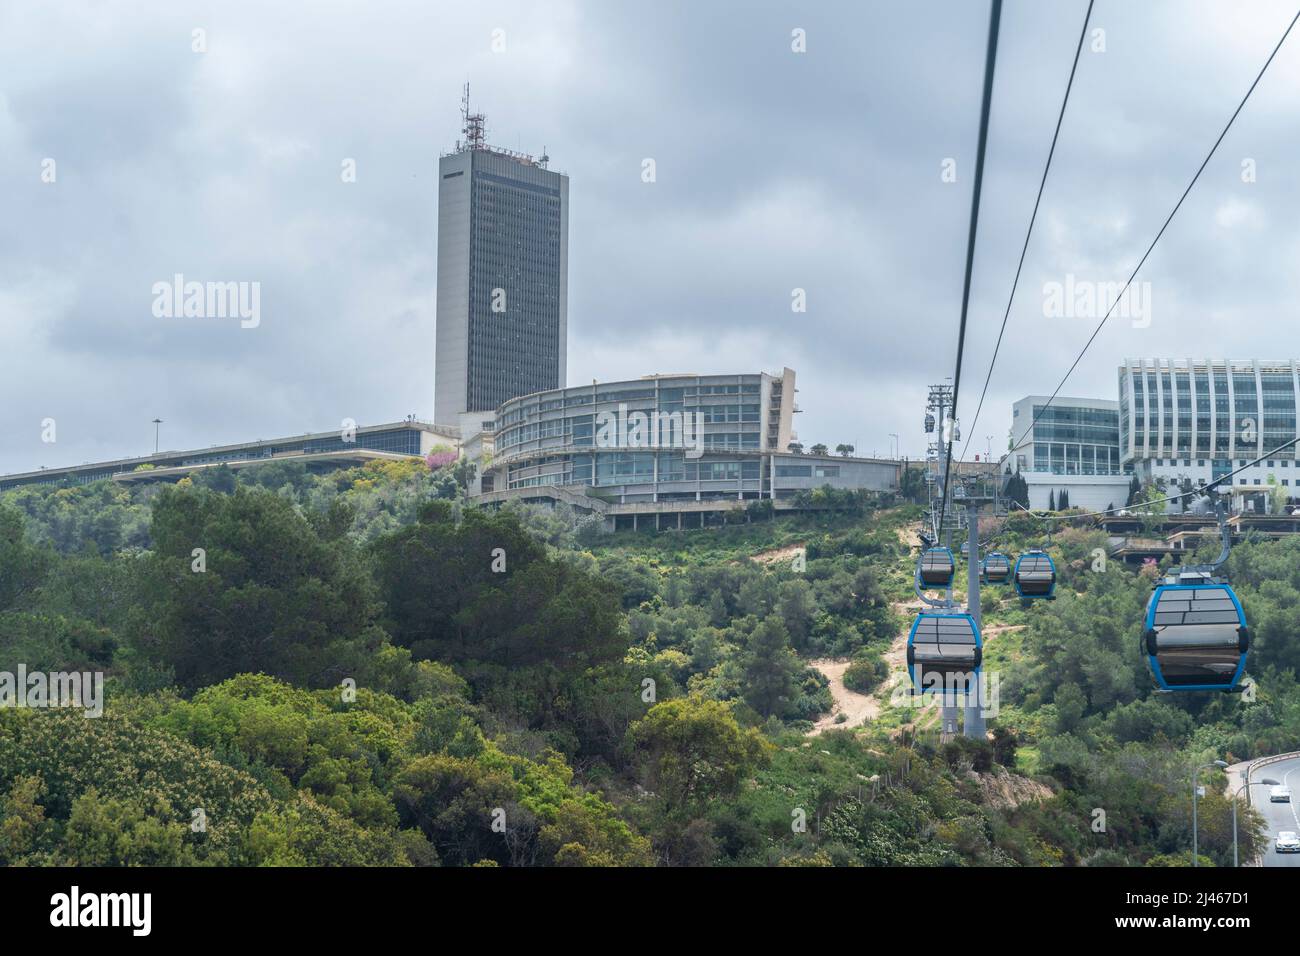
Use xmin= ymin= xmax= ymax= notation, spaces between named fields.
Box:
xmin=460 ymin=82 xmax=485 ymax=152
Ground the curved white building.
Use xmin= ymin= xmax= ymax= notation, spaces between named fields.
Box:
xmin=466 ymin=368 xmax=900 ymax=528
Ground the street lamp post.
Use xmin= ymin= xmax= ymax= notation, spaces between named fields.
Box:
xmin=1193 ymin=759 xmax=1229 ymax=866
xmin=152 ymin=418 xmax=163 ymax=456
xmin=1231 ymin=776 xmax=1281 ymax=867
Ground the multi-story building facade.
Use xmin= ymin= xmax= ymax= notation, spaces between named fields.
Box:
xmin=466 ymin=368 xmax=901 ymax=527
xmin=0 ymin=365 xmax=897 ymax=531
xmin=1009 ymin=395 xmax=1124 ymax=477
xmin=1004 ymin=360 xmax=1300 ymax=513
xmin=482 ymin=370 xmax=794 ymax=500
xmin=1119 ymin=359 xmax=1300 ymax=506
xmin=0 ymin=420 xmax=460 ymax=492
xmin=434 ymin=99 xmax=568 ymax=425
xmin=1004 ymin=395 xmax=1131 ymax=510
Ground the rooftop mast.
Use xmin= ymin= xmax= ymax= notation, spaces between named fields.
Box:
xmin=461 ymin=82 xmax=486 ymax=151
xmin=452 ymin=83 xmax=547 ymax=167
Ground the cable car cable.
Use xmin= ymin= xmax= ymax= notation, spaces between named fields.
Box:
xmin=937 ymin=0 xmax=1002 ymax=542
xmin=1009 ymin=7 xmax=1300 ymax=455
xmin=959 ymin=0 xmax=1094 ymax=464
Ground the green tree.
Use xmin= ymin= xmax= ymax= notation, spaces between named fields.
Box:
xmin=136 ymin=485 xmax=387 ymax=690
xmin=62 ymin=789 xmax=190 ymax=866
xmin=192 ymin=463 xmax=238 ymax=494
xmin=372 ymin=503 xmax=624 ymax=673
xmin=775 ymin=579 xmax=815 ymax=650
xmin=1004 ymin=469 xmax=1029 ymax=509
xmin=1126 ymin=475 xmax=1142 ymax=507
xmin=0 ymin=506 xmax=48 ymax=610
xmin=1266 ymin=474 xmax=1288 ymax=515
xmin=1132 ymin=481 xmax=1168 ymax=533
xmin=707 ymin=590 xmax=730 ymax=627
xmin=843 ymin=652 xmax=887 ymax=693
xmin=627 ymin=697 xmax=770 ymax=817
xmin=1052 ymin=683 xmax=1087 ymax=734
xmin=0 ymin=611 xmax=116 ymax=673
xmin=0 ymin=708 xmax=275 ymax=864
xmin=600 ymin=554 xmax=659 ymax=609
xmin=247 ymin=795 xmax=411 ymax=866
xmin=900 ymin=465 xmax=928 ymax=504
xmin=0 ymin=775 xmax=48 ymax=864
xmin=742 ymin=617 xmax=801 ymax=718
xmin=736 ymin=574 xmax=774 ymax=618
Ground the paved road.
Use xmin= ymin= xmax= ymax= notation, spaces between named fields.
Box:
xmin=1253 ymin=755 xmax=1300 ymax=868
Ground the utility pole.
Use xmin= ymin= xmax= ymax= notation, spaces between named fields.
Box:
xmin=964 ymin=491 xmax=986 ymax=739
xmin=925 ymin=384 xmax=955 ymax=544
xmin=925 ymin=384 xmax=959 ymax=738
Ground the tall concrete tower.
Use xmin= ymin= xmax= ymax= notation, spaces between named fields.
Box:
xmin=434 ymin=85 xmax=568 ymax=425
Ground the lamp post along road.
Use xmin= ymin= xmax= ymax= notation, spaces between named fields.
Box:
xmin=1193 ymin=760 xmax=1228 ymax=866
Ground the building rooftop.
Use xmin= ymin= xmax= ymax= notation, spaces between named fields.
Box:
xmin=0 ymin=419 xmax=459 ymax=491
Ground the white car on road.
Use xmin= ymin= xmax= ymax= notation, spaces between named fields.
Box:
xmin=1270 ymin=786 xmax=1292 ymax=803
xmin=1276 ymin=831 xmax=1300 ymax=853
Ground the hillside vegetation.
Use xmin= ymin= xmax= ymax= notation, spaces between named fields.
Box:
xmin=1 ymin=460 xmax=1296 ymax=866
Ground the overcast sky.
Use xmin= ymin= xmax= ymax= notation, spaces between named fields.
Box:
xmin=3 ymin=0 xmax=1299 ymax=475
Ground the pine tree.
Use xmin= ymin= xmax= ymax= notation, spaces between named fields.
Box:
xmin=743 ymin=617 xmax=800 ymax=719
xmin=1004 ymin=469 xmax=1030 ymax=509
xmin=1049 ymin=489 xmax=1056 ymax=512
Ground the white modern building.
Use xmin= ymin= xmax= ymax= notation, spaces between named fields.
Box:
xmin=1003 ymin=395 xmax=1131 ymax=511
xmin=1120 ymin=359 xmax=1300 ymax=511
xmin=1003 ymin=360 xmax=1300 ymax=513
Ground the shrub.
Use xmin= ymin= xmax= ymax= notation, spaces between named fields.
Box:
xmin=843 ymin=652 xmax=888 ymax=694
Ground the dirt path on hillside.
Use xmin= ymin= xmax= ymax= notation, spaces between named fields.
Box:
xmin=808 ymin=658 xmax=883 ymax=734
xmin=808 ymin=601 xmax=919 ymax=735
xmin=981 ymin=624 xmax=1025 ymax=641
xmin=749 ymin=543 xmax=806 ymax=566
xmin=896 ymin=526 xmax=921 ymax=550
xmin=805 ymin=592 xmax=1024 ymax=737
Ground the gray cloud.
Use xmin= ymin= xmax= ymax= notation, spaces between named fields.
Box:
xmin=2 ymin=0 xmax=1299 ymax=474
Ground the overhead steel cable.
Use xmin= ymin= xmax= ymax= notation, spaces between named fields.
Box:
xmin=959 ymin=0 xmax=1094 ymax=464
xmin=1010 ymin=433 xmax=1300 ymax=521
xmin=1009 ymin=6 xmax=1300 ymax=455
xmin=937 ymin=0 xmax=1002 ymax=539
